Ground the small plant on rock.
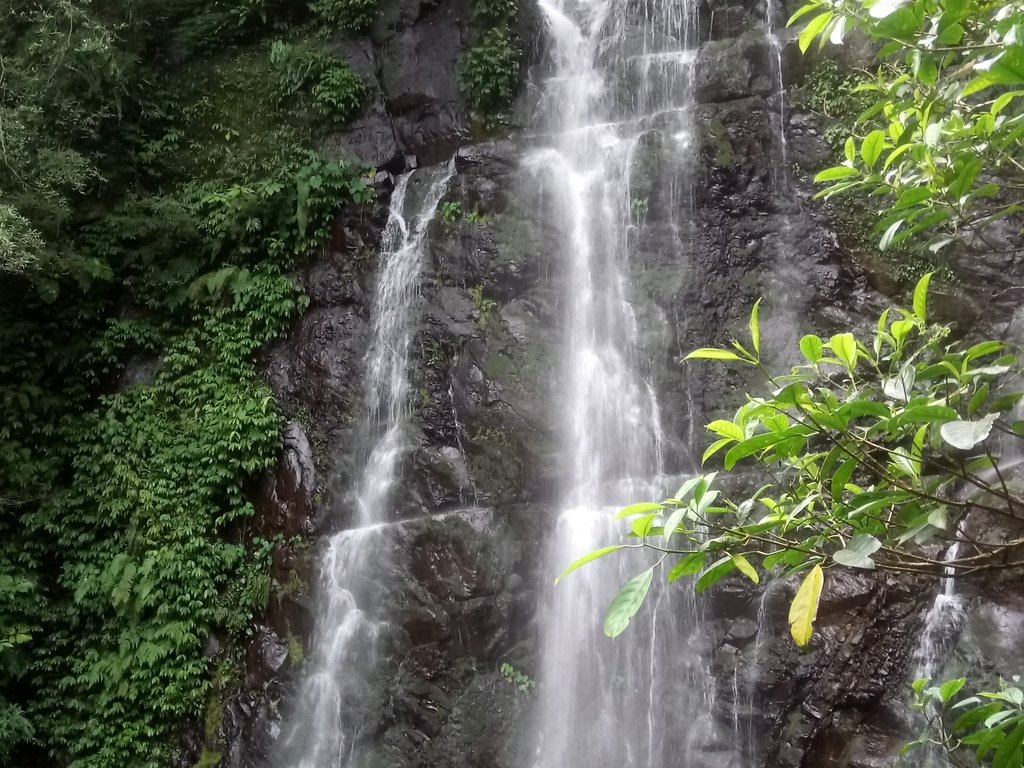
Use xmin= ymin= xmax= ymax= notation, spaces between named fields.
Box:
xmin=458 ymin=29 xmax=520 ymax=125
xmin=500 ymin=662 xmax=536 ymax=693
xmin=441 ymin=200 xmax=462 ymax=223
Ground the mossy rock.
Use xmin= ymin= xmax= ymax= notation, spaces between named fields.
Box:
xmin=706 ymin=118 xmax=736 ymax=169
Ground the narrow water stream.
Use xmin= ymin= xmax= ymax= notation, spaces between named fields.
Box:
xmin=278 ymin=162 xmax=455 ymax=768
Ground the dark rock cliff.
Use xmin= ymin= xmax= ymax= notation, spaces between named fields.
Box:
xmin=187 ymin=0 xmax=1024 ymax=766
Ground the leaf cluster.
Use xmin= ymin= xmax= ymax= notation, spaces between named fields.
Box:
xmin=270 ymin=39 xmax=366 ymax=123
xmin=459 ymin=29 xmax=522 ymax=125
xmin=905 ymin=677 xmax=1024 ymax=767
xmin=565 ymin=275 xmax=1024 ymax=650
xmin=792 ymin=0 xmax=1024 ymax=251
xmin=0 ymin=2 xmax=378 ymax=764
xmin=311 ymin=0 xmax=378 ymax=33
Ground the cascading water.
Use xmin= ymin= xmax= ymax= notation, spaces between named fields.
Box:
xmin=736 ymin=579 xmax=782 ymax=767
xmin=906 ymin=535 xmax=968 ymax=768
xmin=526 ymin=0 xmax=722 ymax=764
xmin=760 ymin=0 xmax=804 ymax=361
xmin=277 ymin=161 xmax=454 ymax=768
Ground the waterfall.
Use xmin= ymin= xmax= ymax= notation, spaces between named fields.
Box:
xmin=761 ymin=0 xmax=803 ymax=361
xmin=527 ymin=0 xmax=721 ymax=764
xmin=277 ymin=161 xmax=455 ymax=768
xmin=906 ymin=533 xmax=968 ymax=768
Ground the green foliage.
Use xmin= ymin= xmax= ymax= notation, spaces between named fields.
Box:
xmin=0 ymin=2 xmax=376 ymax=764
xmin=442 ymin=201 xmax=463 ymax=222
xmin=22 ymin=273 xmax=301 ymax=768
xmin=459 ymin=29 xmax=521 ymax=123
xmin=499 ymin=662 xmax=536 ymax=693
xmin=469 ymin=284 xmax=499 ymax=328
xmin=287 ymin=633 xmax=305 ymax=665
xmin=441 ymin=201 xmax=490 ymax=224
xmin=905 ymin=677 xmax=1024 ymax=766
xmin=791 ymin=0 xmax=1024 ymax=251
xmin=270 ymin=40 xmax=366 ymax=123
xmin=570 ymin=275 xmax=1024 ymax=649
xmin=312 ymin=0 xmax=378 ymax=32
xmin=795 ymin=59 xmax=872 ymax=147
xmin=472 ymin=0 xmax=518 ymax=25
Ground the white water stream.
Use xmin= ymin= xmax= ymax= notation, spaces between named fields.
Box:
xmin=277 ymin=161 xmax=454 ymax=768
xmin=526 ymin=0 xmax=722 ymax=764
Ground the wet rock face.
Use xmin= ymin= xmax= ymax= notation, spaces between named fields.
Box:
xmin=318 ymin=0 xmax=473 ymax=168
xmin=710 ymin=573 xmax=932 ymax=768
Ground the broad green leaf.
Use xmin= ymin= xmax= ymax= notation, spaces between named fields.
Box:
xmin=993 ymin=719 xmax=1024 ymax=768
xmin=992 ymin=91 xmax=1024 ymax=116
xmin=831 ymin=456 xmax=857 ymax=500
xmin=764 ymin=548 xmax=806 ymax=571
xmin=867 ymin=0 xmax=906 ymax=19
xmin=937 ymin=20 xmax=963 ymax=45
xmin=787 ymin=3 xmax=821 ymax=26
xmin=893 ymin=187 xmax=931 ymax=210
xmin=966 ymin=340 xmax=1003 ymax=362
xmin=814 ymin=165 xmax=859 ymax=182
xmin=873 ymin=6 xmax=919 ymax=38
xmin=662 ymin=506 xmax=689 ymax=542
xmin=685 ymin=348 xmax=744 ymax=362
xmin=674 ymin=476 xmax=702 ymax=500
xmin=707 ymin=419 xmax=744 ymax=441
xmin=844 ymin=136 xmax=856 ymax=164
xmin=604 ymin=567 xmax=654 ymax=637
xmin=879 ymin=219 xmax=904 ymax=250
xmin=913 ymin=272 xmax=932 ymax=323
xmin=799 ymin=11 xmax=834 ymax=53
xmin=789 ymin=564 xmax=824 ymax=647
xmin=948 ymin=158 xmax=983 ymax=201
xmin=723 ymin=426 xmax=812 ymax=469
xmin=861 ymin=130 xmax=886 ymax=168
xmin=939 ymin=678 xmax=967 ymax=703
xmin=616 ymin=501 xmax=665 ymax=519
xmin=668 ymin=552 xmax=706 ymax=583
xmin=832 ymin=534 xmax=881 ymax=569
xmin=631 ymin=513 xmax=657 ymax=537
xmin=702 ymin=438 xmax=732 ymax=463
xmin=731 ymin=553 xmax=760 ymax=584
xmin=955 ymin=701 xmax=1004 ymax=732
xmin=800 ymin=334 xmax=824 ymax=363
xmin=696 ymin=556 xmax=737 ymax=592
xmin=830 ymin=332 xmax=858 ymax=370
xmin=962 ymin=75 xmax=993 ymax=98
xmin=916 ymin=53 xmax=938 ymax=86
xmin=940 ymin=414 xmax=997 ymax=450
xmin=982 ymin=44 xmax=1024 ymax=85
xmin=982 ymin=709 xmax=1017 ymax=729
xmin=969 ymin=382 xmax=990 ymax=415
xmin=555 ymin=545 xmax=623 ymax=584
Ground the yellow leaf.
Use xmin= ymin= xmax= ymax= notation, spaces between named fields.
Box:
xmin=730 ymin=553 xmax=760 ymax=584
xmin=788 ymin=564 xmax=824 ymax=647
